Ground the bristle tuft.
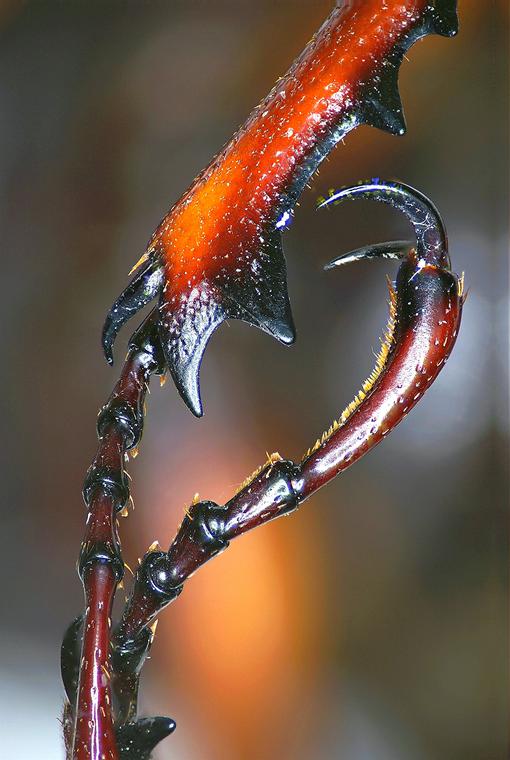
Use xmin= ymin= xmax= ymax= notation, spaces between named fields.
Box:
xmin=457 ymin=271 xmax=465 ymax=298
xmin=234 ymin=452 xmax=283 ymax=496
xmin=303 ymin=279 xmax=398 ymax=460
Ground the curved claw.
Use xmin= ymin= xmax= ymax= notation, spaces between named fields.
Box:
xmin=324 ymin=240 xmax=413 ymax=270
xmin=157 ymin=291 xmax=223 ymax=418
xmin=318 ymin=180 xmax=450 ymax=269
xmin=299 ymin=180 xmax=463 ymax=498
xmin=102 ymin=257 xmax=164 ymax=365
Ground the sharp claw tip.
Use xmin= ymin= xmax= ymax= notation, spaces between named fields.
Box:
xmin=259 ymin=316 xmax=295 ymax=345
xmin=324 ymin=254 xmax=352 ymax=270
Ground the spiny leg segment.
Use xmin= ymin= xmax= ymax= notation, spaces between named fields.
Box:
xmin=107 ymin=182 xmax=462 ymax=715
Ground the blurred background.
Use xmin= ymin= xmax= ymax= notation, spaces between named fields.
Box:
xmin=0 ymin=1 xmax=507 ymax=758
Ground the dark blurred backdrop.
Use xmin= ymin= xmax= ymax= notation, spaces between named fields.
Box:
xmin=0 ymin=1 xmax=507 ymax=758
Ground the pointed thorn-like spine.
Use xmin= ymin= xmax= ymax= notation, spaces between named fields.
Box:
xmin=356 ymin=0 xmax=458 ymax=138
xmin=116 ymin=716 xmax=176 ymax=759
xmin=361 ymin=69 xmax=406 ymax=137
xmin=102 ymin=258 xmax=164 ymax=365
xmin=157 ymin=294 xmax=222 ymax=418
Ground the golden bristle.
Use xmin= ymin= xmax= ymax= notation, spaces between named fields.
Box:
xmin=124 ymin=562 xmax=134 ymax=577
xmin=128 ymin=251 xmax=150 ymax=276
xmin=457 ymin=271 xmax=465 ymax=298
xmin=183 ymin=493 xmax=201 ymax=518
xmin=303 ymin=279 xmax=398 ymax=460
xmin=233 ymin=452 xmax=283 ymax=496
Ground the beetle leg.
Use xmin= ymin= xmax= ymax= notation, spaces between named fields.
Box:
xmin=111 ymin=181 xmax=463 ymax=665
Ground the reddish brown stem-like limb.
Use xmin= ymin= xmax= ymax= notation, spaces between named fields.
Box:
xmin=114 ymin=293 xmax=461 ymax=646
xmin=67 ymin=316 xmax=164 ymax=760
xmin=111 ymin=457 xmax=298 ymax=646
xmin=112 ymin=182 xmax=462 ymax=661
xmin=74 ymin=519 xmax=119 ymax=760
